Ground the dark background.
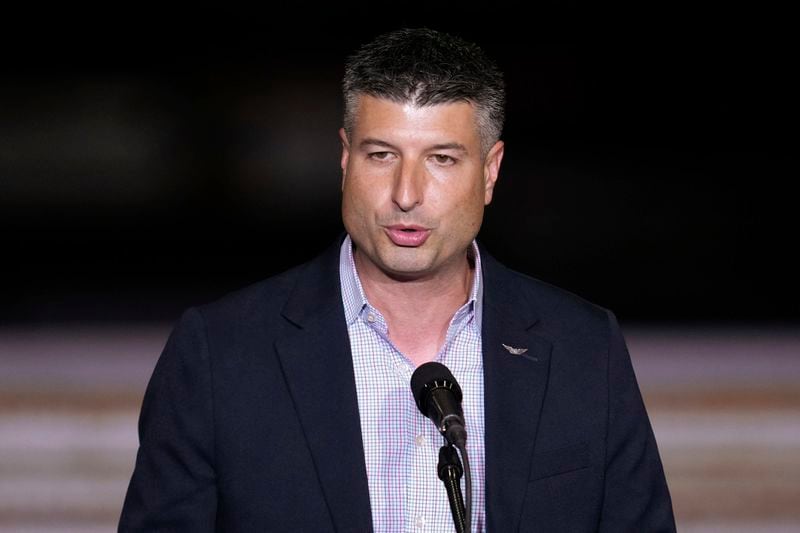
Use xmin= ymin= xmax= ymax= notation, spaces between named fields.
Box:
xmin=2 ymin=9 xmax=797 ymax=324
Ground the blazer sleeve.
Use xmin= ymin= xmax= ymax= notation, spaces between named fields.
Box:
xmin=119 ymin=307 xmax=218 ymax=532
xmin=598 ymin=311 xmax=676 ymax=532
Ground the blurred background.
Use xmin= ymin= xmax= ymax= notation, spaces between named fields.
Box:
xmin=1 ymin=7 xmax=798 ymax=532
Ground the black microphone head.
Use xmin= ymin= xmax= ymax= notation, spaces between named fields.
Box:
xmin=410 ymin=362 xmax=463 ymax=416
xmin=411 ymin=362 xmax=467 ymax=447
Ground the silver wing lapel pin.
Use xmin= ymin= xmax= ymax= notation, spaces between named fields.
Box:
xmin=501 ymin=343 xmax=528 ymax=355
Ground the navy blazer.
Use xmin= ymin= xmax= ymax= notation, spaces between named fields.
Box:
xmin=120 ymin=236 xmax=675 ymax=532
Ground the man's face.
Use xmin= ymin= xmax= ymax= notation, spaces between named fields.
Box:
xmin=339 ymin=95 xmax=504 ymax=281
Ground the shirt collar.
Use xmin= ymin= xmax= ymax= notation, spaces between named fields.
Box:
xmin=339 ymin=234 xmax=483 ymax=331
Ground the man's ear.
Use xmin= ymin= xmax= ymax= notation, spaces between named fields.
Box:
xmin=339 ymin=128 xmax=350 ymax=190
xmin=483 ymin=140 xmax=505 ymax=205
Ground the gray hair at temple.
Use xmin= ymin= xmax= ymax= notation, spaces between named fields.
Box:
xmin=342 ymin=28 xmax=506 ymax=156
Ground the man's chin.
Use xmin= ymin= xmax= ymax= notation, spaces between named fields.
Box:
xmin=380 ymin=263 xmax=430 ymax=281
xmin=376 ymin=253 xmax=434 ymax=281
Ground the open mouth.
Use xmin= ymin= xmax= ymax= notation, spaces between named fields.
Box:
xmin=385 ymin=226 xmax=431 ymax=247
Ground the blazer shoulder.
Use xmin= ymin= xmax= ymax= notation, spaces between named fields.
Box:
xmin=192 ymin=260 xmax=310 ymax=329
xmin=494 ymin=260 xmax=613 ymax=337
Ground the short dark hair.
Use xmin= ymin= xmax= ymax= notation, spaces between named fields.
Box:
xmin=342 ymin=28 xmax=505 ymax=155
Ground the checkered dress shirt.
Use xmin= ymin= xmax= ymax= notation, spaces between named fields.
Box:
xmin=339 ymin=234 xmax=486 ymax=532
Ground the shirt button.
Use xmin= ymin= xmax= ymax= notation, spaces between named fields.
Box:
xmin=414 ymin=514 xmax=427 ymax=529
xmin=415 ymin=434 xmax=426 ymax=447
xmin=367 ymin=313 xmax=376 ymax=323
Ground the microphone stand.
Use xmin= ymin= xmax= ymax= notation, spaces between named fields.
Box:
xmin=437 ymin=444 xmax=469 ymax=533
xmin=410 ymin=362 xmax=472 ymax=532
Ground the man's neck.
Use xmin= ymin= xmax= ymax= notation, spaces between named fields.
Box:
xmin=353 ymin=249 xmax=474 ymax=365
xmin=356 ymin=250 xmax=472 ymax=315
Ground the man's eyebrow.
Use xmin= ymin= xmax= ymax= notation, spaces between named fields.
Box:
xmin=359 ymin=138 xmax=397 ymax=151
xmin=428 ymin=142 xmax=469 ymax=154
xmin=359 ymin=138 xmax=469 ymax=154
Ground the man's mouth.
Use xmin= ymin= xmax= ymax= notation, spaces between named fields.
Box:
xmin=385 ymin=225 xmax=431 ymax=247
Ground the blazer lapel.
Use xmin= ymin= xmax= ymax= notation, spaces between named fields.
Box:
xmin=274 ymin=237 xmax=373 ymax=532
xmin=480 ymin=248 xmax=553 ymax=533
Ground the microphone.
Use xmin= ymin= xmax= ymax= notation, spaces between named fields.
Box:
xmin=410 ymin=362 xmax=467 ymax=448
xmin=411 ymin=362 xmax=473 ymax=533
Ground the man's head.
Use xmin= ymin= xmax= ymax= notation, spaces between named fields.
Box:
xmin=339 ymin=28 xmax=506 ymax=283
xmin=342 ymin=28 xmax=505 ymax=156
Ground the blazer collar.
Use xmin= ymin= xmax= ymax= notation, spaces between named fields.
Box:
xmin=280 ymin=234 xmax=348 ymax=329
xmin=480 ymin=243 xmax=553 ymax=532
xmin=275 ymin=233 xmax=374 ymax=532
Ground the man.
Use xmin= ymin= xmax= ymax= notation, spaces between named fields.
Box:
xmin=120 ymin=28 xmax=675 ymax=532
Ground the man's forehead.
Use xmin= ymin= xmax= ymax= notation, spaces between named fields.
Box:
xmin=351 ymin=95 xmax=481 ymax=143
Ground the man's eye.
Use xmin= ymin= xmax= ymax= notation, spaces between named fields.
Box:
xmin=432 ymin=154 xmax=456 ymax=165
xmin=368 ymin=151 xmax=393 ymax=161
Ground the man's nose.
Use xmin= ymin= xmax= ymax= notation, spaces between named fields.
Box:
xmin=391 ymin=160 xmax=425 ymax=212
